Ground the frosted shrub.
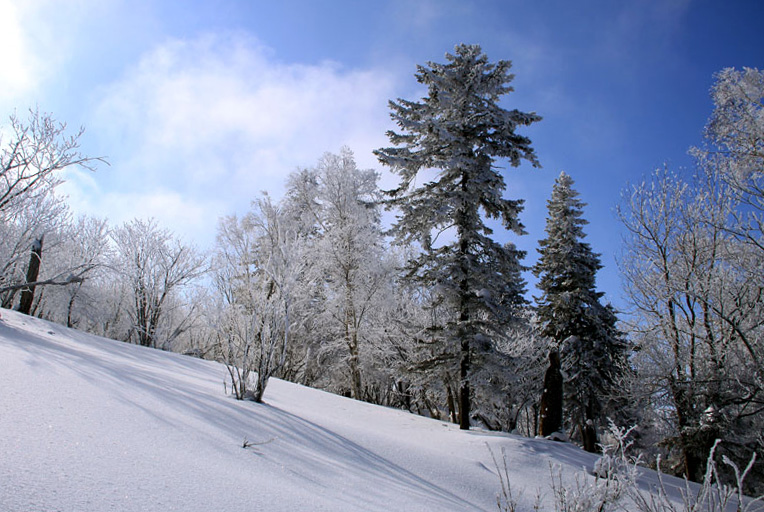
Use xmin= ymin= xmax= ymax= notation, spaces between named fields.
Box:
xmin=549 ymin=468 xmax=626 ymax=512
xmin=629 ymin=440 xmax=763 ymax=512
xmin=544 ymin=423 xmax=636 ymax=511
xmin=490 ymin=422 xmax=764 ymax=512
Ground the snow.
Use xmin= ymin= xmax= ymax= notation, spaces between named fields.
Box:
xmin=0 ymin=309 xmax=705 ymax=511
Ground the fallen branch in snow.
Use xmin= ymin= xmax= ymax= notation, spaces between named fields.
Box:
xmin=242 ymin=437 xmax=275 ymax=449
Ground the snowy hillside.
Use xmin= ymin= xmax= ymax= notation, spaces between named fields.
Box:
xmin=0 ymin=309 xmax=708 ymax=512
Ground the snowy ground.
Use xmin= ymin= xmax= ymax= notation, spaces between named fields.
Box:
xmin=0 ymin=309 xmax=721 ymax=511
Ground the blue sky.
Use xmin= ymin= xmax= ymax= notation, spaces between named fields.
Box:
xmin=2 ymin=0 xmax=763 ymax=309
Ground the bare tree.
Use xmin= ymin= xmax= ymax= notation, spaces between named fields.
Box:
xmin=618 ymin=70 xmax=764 ymax=487
xmin=0 ymin=109 xmax=103 ymax=218
xmin=284 ymin=148 xmax=388 ymax=400
xmin=0 ymin=109 xmax=104 ymax=312
xmin=214 ymin=196 xmax=312 ymax=402
xmin=27 ymin=216 xmax=112 ymax=328
xmin=111 ymin=219 xmax=206 ymax=349
xmin=619 ymin=167 xmax=764 ymax=489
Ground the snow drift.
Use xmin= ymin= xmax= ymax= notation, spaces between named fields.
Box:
xmin=0 ymin=309 xmax=719 ymax=511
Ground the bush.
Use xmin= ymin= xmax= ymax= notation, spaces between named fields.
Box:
xmin=490 ymin=422 xmax=764 ymax=512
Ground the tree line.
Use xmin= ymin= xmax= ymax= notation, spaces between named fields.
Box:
xmin=1 ymin=46 xmax=761 ymax=493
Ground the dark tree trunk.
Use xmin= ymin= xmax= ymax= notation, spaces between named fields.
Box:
xmin=252 ymin=376 xmax=266 ymax=403
xmin=670 ymin=378 xmax=704 ymax=481
xmin=580 ymin=399 xmax=599 ymax=453
xmin=457 ymin=170 xmax=472 ymax=431
xmin=445 ymin=381 xmax=457 ymax=424
xmin=538 ymin=349 xmax=564 ymax=436
xmin=18 ymin=237 xmax=43 ymax=315
xmin=581 ymin=421 xmax=598 ymax=453
xmin=459 ymin=334 xmax=471 ymax=430
xmin=348 ymin=332 xmax=362 ymax=400
xmin=66 ymin=285 xmax=80 ymax=328
xmin=396 ymin=380 xmax=412 ymax=411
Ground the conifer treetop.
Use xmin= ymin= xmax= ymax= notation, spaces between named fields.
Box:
xmin=375 ymin=43 xmax=542 ymax=245
xmin=534 ymin=170 xmax=602 ymax=303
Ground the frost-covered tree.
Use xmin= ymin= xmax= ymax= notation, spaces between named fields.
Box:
xmin=0 ymin=110 xmax=103 ymax=307
xmin=618 ymin=69 xmax=764 ymax=489
xmin=214 ymin=195 xmax=312 ymax=402
xmin=697 ymin=69 xmax=764 ymax=355
xmin=701 ymin=67 xmax=764 ymax=211
xmin=0 ymin=109 xmax=102 ymax=221
xmin=284 ymin=149 xmax=388 ymax=400
xmin=375 ymin=44 xmax=540 ymax=429
xmin=474 ymin=308 xmax=547 ymax=434
xmin=0 ymin=193 xmax=68 ymax=308
xmin=111 ymin=219 xmax=205 ymax=349
xmin=621 ymin=173 xmax=764 ymax=488
xmin=533 ymin=171 xmax=626 ymax=452
xmin=25 ymin=215 xmax=111 ymax=327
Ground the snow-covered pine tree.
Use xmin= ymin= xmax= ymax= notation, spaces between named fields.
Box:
xmin=533 ymin=171 xmax=626 ymax=451
xmin=375 ymin=44 xmax=541 ymax=430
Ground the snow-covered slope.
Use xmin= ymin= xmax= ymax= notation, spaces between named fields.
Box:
xmin=0 ymin=309 xmax=691 ymax=512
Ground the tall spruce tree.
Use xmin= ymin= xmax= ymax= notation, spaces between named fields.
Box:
xmin=375 ymin=44 xmax=541 ymax=430
xmin=533 ymin=171 xmax=625 ymax=451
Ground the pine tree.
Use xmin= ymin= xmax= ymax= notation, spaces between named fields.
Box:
xmin=375 ymin=44 xmax=541 ymax=430
xmin=533 ymin=171 xmax=626 ymax=451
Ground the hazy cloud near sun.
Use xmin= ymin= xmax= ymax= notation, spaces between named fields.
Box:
xmin=68 ymin=32 xmax=400 ymax=246
xmin=0 ymin=0 xmax=40 ymax=105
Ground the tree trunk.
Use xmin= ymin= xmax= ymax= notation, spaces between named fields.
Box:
xmin=457 ymin=169 xmax=472 ymax=431
xmin=581 ymin=420 xmax=598 ymax=453
xmin=445 ymin=381 xmax=458 ymax=424
xmin=580 ymin=399 xmax=599 ymax=453
xmin=538 ymin=349 xmax=564 ymax=436
xmin=396 ymin=380 xmax=412 ymax=411
xmin=66 ymin=286 xmax=79 ymax=328
xmin=252 ymin=373 xmax=266 ymax=403
xmin=348 ymin=333 xmax=362 ymax=400
xmin=459 ymin=334 xmax=471 ymax=430
xmin=18 ymin=237 xmax=43 ymax=315
xmin=671 ymin=377 xmax=703 ymax=481
xmin=345 ymin=282 xmax=362 ymax=400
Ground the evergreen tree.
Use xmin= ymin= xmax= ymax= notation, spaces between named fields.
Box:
xmin=533 ymin=171 xmax=625 ymax=451
xmin=375 ymin=44 xmax=541 ymax=430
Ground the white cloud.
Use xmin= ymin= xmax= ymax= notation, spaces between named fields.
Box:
xmin=58 ymin=169 xmax=221 ymax=246
xmin=85 ymin=32 xmax=400 ymax=248
xmin=0 ymin=0 xmax=40 ymax=107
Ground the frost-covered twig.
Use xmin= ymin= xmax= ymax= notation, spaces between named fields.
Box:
xmin=489 ymin=423 xmax=764 ymax=512
xmin=488 ymin=444 xmax=521 ymax=512
xmin=242 ymin=437 xmax=275 ymax=449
